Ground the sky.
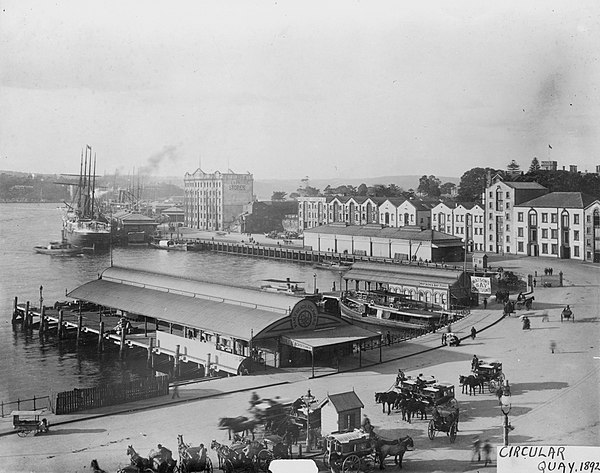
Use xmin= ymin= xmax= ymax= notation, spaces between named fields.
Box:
xmin=1 ymin=0 xmax=599 ymax=181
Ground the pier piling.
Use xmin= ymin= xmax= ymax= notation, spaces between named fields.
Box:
xmin=12 ymin=296 xmax=18 ymax=323
xmin=57 ymin=309 xmax=64 ymax=339
xmin=119 ymin=328 xmax=126 ymax=358
xmin=77 ymin=314 xmax=83 ymax=344
xmin=39 ymin=306 xmax=45 ymax=334
xmin=147 ymin=338 xmax=154 ymax=369
xmin=174 ymin=344 xmax=180 ymax=378
xmin=24 ymin=301 xmax=30 ymax=328
xmin=98 ymin=321 xmax=104 ymax=352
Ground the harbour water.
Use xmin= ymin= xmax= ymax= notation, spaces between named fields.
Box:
xmin=0 ymin=203 xmax=340 ymax=404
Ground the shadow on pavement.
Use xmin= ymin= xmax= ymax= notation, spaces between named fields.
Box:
xmin=510 ymin=381 xmax=568 ymax=394
xmin=47 ymin=427 xmax=107 ymax=435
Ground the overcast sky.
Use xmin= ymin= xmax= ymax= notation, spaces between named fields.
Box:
xmin=1 ymin=1 xmax=599 ymax=181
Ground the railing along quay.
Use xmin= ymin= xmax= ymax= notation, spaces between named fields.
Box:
xmin=184 ymin=238 xmax=468 ymax=271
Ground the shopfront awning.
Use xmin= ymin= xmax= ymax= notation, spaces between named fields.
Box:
xmin=280 ymin=325 xmax=379 ymax=352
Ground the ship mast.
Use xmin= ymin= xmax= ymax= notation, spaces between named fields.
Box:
xmin=91 ymin=152 xmax=97 ymax=218
xmin=77 ymin=149 xmax=84 ymax=215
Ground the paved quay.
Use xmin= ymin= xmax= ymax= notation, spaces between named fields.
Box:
xmin=2 ymin=255 xmax=598 ymax=473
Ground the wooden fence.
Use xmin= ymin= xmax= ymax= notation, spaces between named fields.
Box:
xmin=52 ymin=375 xmax=169 ymax=415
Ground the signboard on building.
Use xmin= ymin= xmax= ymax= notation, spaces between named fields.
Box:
xmin=470 ymin=276 xmax=491 ymax=294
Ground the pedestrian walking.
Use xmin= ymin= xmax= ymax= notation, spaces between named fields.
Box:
xmin=533 ymin=278 xmax=537 ymax=288
xmin=482 ymin=440 xmax=492 ymax=466
xmin=483 ymin=298 xmax=487 ymax=309
xmin=471 ymin=327 xmax=477 ymax=340
xmin=550 ymin=340 xmax=556 ymax=354
xmin=471 ymin=437 xmax=481 ymax=462
xmin=386 ymin=331 xmax=391 ymax=346
xmin=171 ymin=384 xmax=180 ymax=399
xmin=541 ymin=311 xmax=549 ymax=322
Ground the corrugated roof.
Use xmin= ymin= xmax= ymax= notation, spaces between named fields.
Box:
xmin=101 ymin=266 xmax=303 ymax=313
xmin=327 ymin=392 xmax=364 ymax=412
xmin=67 ymin=279 xmax=286 ymax=340
xmin=517 ymin=192 xmax=599 ymax=209
xmin=345 ymin=269 xmax=455 ymax=288
xmin=304 ymin=225 xmax=461 ymax=242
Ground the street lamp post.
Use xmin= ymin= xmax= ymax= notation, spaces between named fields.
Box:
xmin=303 ymin=389 xmax=316 ymax=451
xmin=313 ymin=273 xmax=317 ymax=294
xmin=500 ymin=393 xmax=512 ymax=446
xmin=339 ymin=271 xmax=343 ymax=296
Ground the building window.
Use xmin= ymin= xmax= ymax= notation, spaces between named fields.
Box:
xmin=506 ymin=202 xmax=510 ymax=209
xmin=551 ymin=213 xmax=558 ymax=223
xmin=489 ymin=245 xmax=494 ymax=251
xmin=542 ymin=243 xmax=548 ymax=254
xmin=551 ymin=229 xmax=558 ymax=239
xmin=542 ymin=229 xmax=548 ymax=239
xmin=506 ymin=224 xmax=510 ymax=231
xmin=518 ymin=227 xmax=524 ymax=237
xmin=506 ymin=192 xmax=510 ymax=198
xmin=574 ymin=230 xmax=580 ymax=241
xmin=542 ymin=213 xmax=548 ymax=223
xmin=506 ymin=235 xmax=510 ymax=242
xmin=518 ymin=212 xmax=523 ymax=222
xmin=551 ymin=244 xmax=558 ymax=254
xmin=518 ymin=241 xmax=524 ymax=252
xmin=574 ymin=246 xmax=580 ymax=257
xmin=506 ymin=246 xmax=510 ymax=253
xmin=574 ymin=214 xmax=580 ymax=225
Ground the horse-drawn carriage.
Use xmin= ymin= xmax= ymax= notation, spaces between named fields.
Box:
xmin=177 ymin=435 xmax=213 ymax=473
xmin=561 ymin=306 xmax=574 ymax=322
xmin=11 ymin=410 xmax=49 ymax=437
xmin=514 ymin=291 xmax=535 ymax=310
xmin=474 ymin=361 xmax=505 ymax=393
xmin=427 ymin=404 xmax=459 ymax=443
xmin=210 ymin=435 xmax=286 ymax=473
xmin=323 ymin=430 xmax=374 ymax=472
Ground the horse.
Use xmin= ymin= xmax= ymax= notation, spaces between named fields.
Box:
xmin=459 ymin=375 xmax=484 ymax=395
xmin=375 ymin=391 xmax=399 ymax=415
xmin=218 ymin=416 xmax=257 ymax=440
xmin=375 ymin=435 xmax=414 ymax=469
xmin=211 ymin=439 xmax=233 ymax=470
xmin=126 ymin=445 xmax=154 ymax=471
xmin=177 ymin=434 xmax=207 ymax=472
xmin=90 ymin=459 xmax=107 ymax=473
xmin=400 ymin=396 xmax=428 ymax=423
xmin=291 ymin=397 xmax=304 ymax=416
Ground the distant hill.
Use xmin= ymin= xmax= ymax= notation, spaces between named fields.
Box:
xmin=253 ymin=175 xmax=459 ymax=201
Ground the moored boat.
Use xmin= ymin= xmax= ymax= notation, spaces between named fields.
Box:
xmin=260 ymin=278 xmax=306 ymax=295
xmin=34 ymin=241 xmax=83 ymax=256
xmin=149 ymin=239 xmax=188 ymax=251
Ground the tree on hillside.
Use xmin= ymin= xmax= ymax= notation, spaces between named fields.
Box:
xmin=271 ymin=191 xmax=287 ymax=201
xmin=440 ymin=182 xmax=456 ymax=196
xmin=457 ymin=167 xmax=497 ymax=202
xmin=357 ymin=183 xmax=368 ymax=196
xmin=529 ymin=157 xmax=540 ymax=173
xmin=417 ymin=175 xmax=441 ymax=198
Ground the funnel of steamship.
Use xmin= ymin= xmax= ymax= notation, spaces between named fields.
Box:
xmin=62 ymin=145 xmax=111 ymax=250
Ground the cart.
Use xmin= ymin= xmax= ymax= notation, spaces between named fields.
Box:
xmin=11 ymin=410 xmax=49 ymax=437
xmin=474 ymin=361 xmax=505 ymax=393
xmin=427 ymin=406 xmax=458 ymax=443
xmin=323 ymin=430 xmax=374 ymax=473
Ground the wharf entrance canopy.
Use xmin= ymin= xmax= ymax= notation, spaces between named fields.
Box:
xmin=67 ymin=266 xmax=378 ymax=375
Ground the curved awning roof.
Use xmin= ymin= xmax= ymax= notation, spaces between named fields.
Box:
xmin=67 ymin=277 xmax=290 ymax=341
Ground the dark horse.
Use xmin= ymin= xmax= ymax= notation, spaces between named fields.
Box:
xmin=90 ymin=459 xmax=107 ymax=473
xmin=459 ymin=375 xmax=484 ymax=395
xmin=374 ymin=435 xmax=414 ymax=469
xmin=375 ymin=391 xmax=399 ymax=415
xmin=219 ymin=416 xmax=257 ymax=440
xmin=398 ymin=395 xmax=428 ymax=423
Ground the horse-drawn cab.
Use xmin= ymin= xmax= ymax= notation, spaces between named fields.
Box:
xmin=11 ymin=410 xmax=49 ymax=437
xmin=428 ymin=405 xmax=459 ymax=443
xmin=421 ymin=383 xmax=456 ymax=407
xmin=515 ymin=291 xmax=535 ymax=310
xmin=446 ymin=332 xmax=461 ymax=346
xmin=323 ymin=430 xmax=374 ymax=473
xmin=475 ymin=361 xmax=505 ymax=393
xmin=398 ymin=375 xmax=436 ymax=396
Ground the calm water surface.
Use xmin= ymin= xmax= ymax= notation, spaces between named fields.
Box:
xmin=0 ymin=203 xmax=339 ymax=403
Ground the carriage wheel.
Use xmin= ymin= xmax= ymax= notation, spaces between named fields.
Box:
xmin=449 ymin=421 xmax=458 ymax=443
xmin=341 ymin=454 xmax=361 ymax=473
xmin=488 ymin=380 xmax=497 ymax=394
xmin=427 ymin=420 xmax=436 ymax=440
xmin=323 ymin=452 xmax=330 ymax=468
xmin=224 ymin=459 xmax=235 ymax=473
xmin=256 ymin=449 xmax=272 ymax=472
xmin=205 ymin=457 xmax=214 ymax=473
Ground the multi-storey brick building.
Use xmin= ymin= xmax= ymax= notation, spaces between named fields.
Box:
xmin=297 ymin=196 xmax=382 ymax=230
xmin=431 ymin=201 xmax=485 ymax=252
xmin=183 ymin=169 xmax=253 ymax=231
xmin=483 ymin=177 xmax=548 ymax=254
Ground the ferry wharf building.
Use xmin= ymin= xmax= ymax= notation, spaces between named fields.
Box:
xmin=68 ymin=267 xmax=380 ymax=377
xmin=184 ymin=169 xmax=254 ymax=232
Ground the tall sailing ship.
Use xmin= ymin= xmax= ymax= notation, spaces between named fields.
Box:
xmin=61 ymin=145 xmax=111 ymax=250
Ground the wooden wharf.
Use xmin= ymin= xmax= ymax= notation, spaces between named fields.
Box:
xmin=11 ymin=299 xmax=182 ymax=373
